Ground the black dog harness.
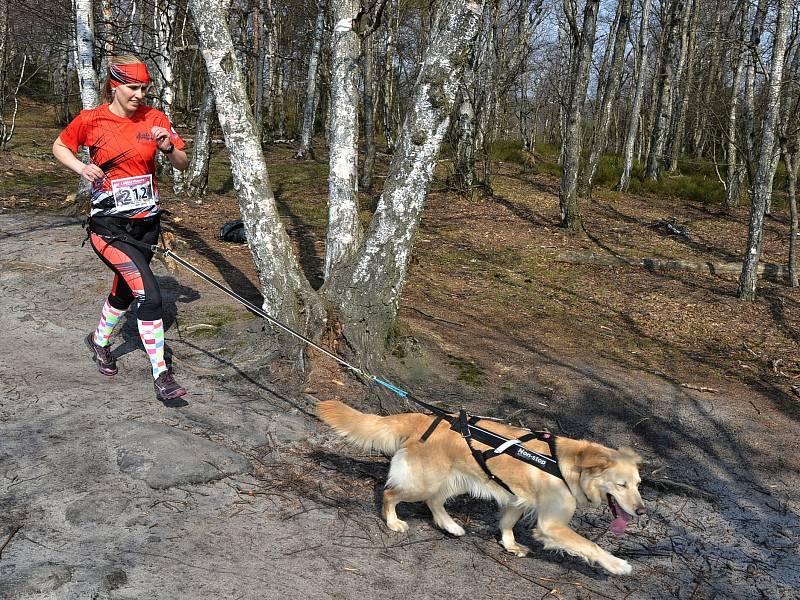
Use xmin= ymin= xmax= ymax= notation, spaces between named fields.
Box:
xmin=417 ymin=404 xmax=565 ymax=495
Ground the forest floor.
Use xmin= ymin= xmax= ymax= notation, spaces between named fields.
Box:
xmin=1 ymin=101 xmax=799 ymax=599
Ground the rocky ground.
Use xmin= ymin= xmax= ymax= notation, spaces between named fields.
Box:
xmin=1 ymin=209 xmax=799 ymax=600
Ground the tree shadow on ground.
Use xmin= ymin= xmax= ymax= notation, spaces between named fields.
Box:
xmin=588 ymin=198 xmax=743 ymax=263
xmin=273 ymin=183 xmax=324 ymax=290
xmin=167 ymin=219 xmax=263 ymax=305
xmin=489 ymin=194 xmax=553 ymax=227
xmin=0 ymin=216 xmax=79 ymax=241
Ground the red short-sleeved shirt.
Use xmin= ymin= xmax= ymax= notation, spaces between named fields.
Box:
xmin=59 ymin=104 xmax=186 ymax=219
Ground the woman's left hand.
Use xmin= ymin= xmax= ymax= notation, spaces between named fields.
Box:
xmin=151 ymin=126 xmax=174 ymax=152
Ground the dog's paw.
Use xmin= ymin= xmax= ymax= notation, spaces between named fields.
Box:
xmin=386 ymin=518 xmax=409 ymax=533
xmin=604 ymin=557 xmax=632 ymax=576
xmin=502 ymin=542 xmax=530 ymax=557
xmin=442 ymin=522 xmax=465 ymax=537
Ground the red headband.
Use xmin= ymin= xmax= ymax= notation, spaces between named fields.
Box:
xmin=109 ymin=63 xmax=150 ymax=88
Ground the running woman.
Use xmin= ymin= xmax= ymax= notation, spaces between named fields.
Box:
xmin=52 ymin=55 xmax=190 ymax=402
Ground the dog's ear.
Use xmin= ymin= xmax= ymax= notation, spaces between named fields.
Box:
xmin=576 ymin=446 xmax=611 ymax=471
xmin=618 ymin=447 xmax=643 ymax=465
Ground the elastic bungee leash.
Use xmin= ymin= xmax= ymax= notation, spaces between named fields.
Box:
xmin=87 ymin=222 xmax=565 ymax=492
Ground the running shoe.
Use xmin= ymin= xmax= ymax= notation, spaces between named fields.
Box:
xmin=85 ymin=333 xmax=118 ymax=376
xmin=153 ymin=371 xmax=187 ymax=401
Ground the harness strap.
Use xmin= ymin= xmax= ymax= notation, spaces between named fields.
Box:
xmin=86 ymin=218 xmax=160 ymax=254
xmin=451 ymin=409 xmax=516 ymax=495
xmin=419 ymin=416 xmax=443 ymax=442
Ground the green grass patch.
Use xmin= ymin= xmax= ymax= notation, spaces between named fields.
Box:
xmin=183 ymin=307 xmax=248 ymax=338
xmin=448 ymin=354 xmax=485 ymax=386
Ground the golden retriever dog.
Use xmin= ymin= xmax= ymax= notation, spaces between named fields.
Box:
xmin=318 ymin=400 xmax=646 ymax=575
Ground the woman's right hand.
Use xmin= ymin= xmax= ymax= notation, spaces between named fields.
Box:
xmin=81 ymin=163 xmax=106 ymax=184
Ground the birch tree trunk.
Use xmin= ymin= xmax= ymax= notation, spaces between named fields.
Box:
xmin=618 ymin=0 xmax=652 ymax=191
xmin=645 ymin=0 xmax=683 ymax=181
xmin=665 ymin=0 xmax=698 ymax=172
xmin=99 ymin=0 xmax=114 ymax=75
xmin=154 ymin=0 xmax=185 ymax=192
xmin=74 ymin=0 xmax=100 ymax=109
xmin=742 ymin=0 xmax=768 ymax=185
xmin=780 ymin=44 xmax=800 ymax=287
xmin=323 ymin=0 xmax=484 ymax=363
xmin=691 ymin=5 xmax=722 ymax=155
xmin=54 ymin=32 xmax=73 ymax=125
xmin=582 ymin=0 xmax=632 ymax=194
xmin=725 ymin=8 xmax=748 ymax=209
xmin=325 ymin=0 xmax=362 ymax=278
xmin=155 ymin=0 xmax=176 ymax=116
xmin=189 ymin=0 xmax=325 ymax=351
xmin=261 ymin=0 xmax=277 ymax=142
xmin=253 ymin=3 xmax=264 ymax=135
xmin=787 ymin=153 xmax=799 ymax=288
xmin=185 ymin=84 xmax=215 ymax=199
xmin=296 ymin=0 xmax=326 ymax=159
xmin=381 ymin=0 xmax=400 ymax=153
xmin=361 ymin=35 xmax=377 ymax=190
xmin=0 ymin=0 xmax=5 ymax=76
xmin=738 ymin=0 xmax=791 ymax=301
xmin=274 ymin=37 xmax=287 ymax=139
xmin=454 ymin=60 xmax=477 ymax=193
xmin=781 ymin=110 xmax=799 ymax=287
xmin=559 ymin=0 xmax=600 ymax=230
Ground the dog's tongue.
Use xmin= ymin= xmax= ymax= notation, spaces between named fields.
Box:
xmin=609 ymin=513 xmax=629 ymax=535
xmin=608 ymin=497 xmax=631 ymax=536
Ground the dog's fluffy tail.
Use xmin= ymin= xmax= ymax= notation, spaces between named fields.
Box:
xmin=317 ymin=400 xmax=417 ymax=456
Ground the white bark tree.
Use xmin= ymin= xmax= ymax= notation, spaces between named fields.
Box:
xmin=618 ymin=0 xmax=652 ymax=191
xmin=559 ymin=0 xmax=600 ymax=230
xmin=325 ymin=0 xmax=362 ymax=278
xmin=296 ymin=0 xmax=327 ymax=159
xmin=738 ymin=0 xmax=791 ymax=301
xmin=154 ymin=0 xmax=184 ymax=192
xmin=645 ymin=0 xmax=683 ymax=181
xmin=381 ymin=0 xmax=400 ymax=153
xmin=665 ymin=0 xmax=698 ymax=173
xmin=185 ymin=84 xmax=215 ymax=199
xmin=323 ymin=0 xmax=484 ymax=361
xmin=582 ymin=0 xmax=633 ymax=194
xmin=189 ymin=0 xmax=326 ymax=351
xmin=361 ymin=35 xmax=377 ymax=190
xmin=725 ymin=6 xmax=748 ymax=209
xmin=74 ymin=0 xmax=99 ymax=109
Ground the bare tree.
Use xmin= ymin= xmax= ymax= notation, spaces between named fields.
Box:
xmin=75 ymin=0 xmax=99 ymax=109
xmin=583 ymin=0 xmax=633 ymax=194
xmin=725 ymin=4 xmax=748 ymax=209
xmin=618 ymin=0 xmax=652 ymax=191
xmin=361 ymin=34 xmax=377 ymax=189
xmin=325 ymin=0 xmax=362 ymax=277
xmin=645 ymin=0 xmax=683 ymax=181
xmin=323 ymin=0 xmax=484 ymax=362
xmin=380 ymin=0 xmax=400 ymax=153
xmin=185 ymin=83 xmax=215 ymax=199
xmin=665 ymin=0 xmax=699 ymax=172
xmin=738 ymin=0 xmax=791 ymax=300
xmin=189 ymin=0 xmax=325 ymax=352
xmin=296 ymin=0 xmax=327 ymax=159
xmin=559 ymin=0 xmax=600 ymax=230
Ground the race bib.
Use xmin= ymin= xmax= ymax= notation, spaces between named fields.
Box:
xmin=111 ymin=175 xmax=156 ymax=210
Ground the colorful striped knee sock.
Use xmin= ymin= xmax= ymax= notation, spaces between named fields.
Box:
xmin=137 ymin=318 xmax=168 ymax=379
xmin=93 ymin=299 xmax=125 ymax=347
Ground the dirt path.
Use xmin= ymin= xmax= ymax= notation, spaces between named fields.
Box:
xmin=1 ymin=210 xmax=799 ymax=600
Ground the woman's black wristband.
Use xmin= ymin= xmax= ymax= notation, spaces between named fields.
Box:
xmin=163 ymin=143 xmax=175 ymax=154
